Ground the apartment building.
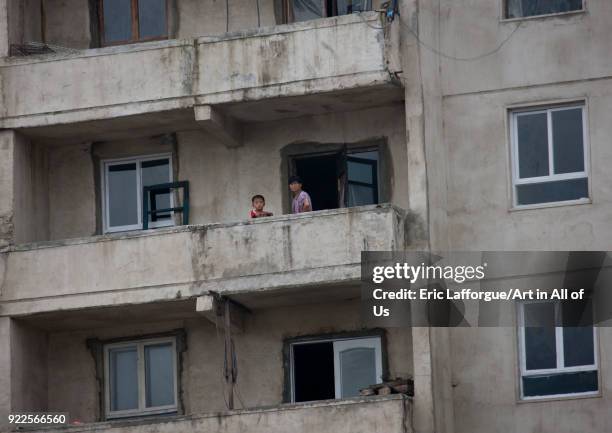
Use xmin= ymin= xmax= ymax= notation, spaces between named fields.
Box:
xmin=0 ymin=0 xmax=610 ymax=432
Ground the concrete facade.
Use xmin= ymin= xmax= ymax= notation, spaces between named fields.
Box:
xmin=1 ymin=0 xmax=610 ymax=433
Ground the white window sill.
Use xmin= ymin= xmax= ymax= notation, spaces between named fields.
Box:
xmin=518 ymin=390 xmax=600 ymax=403
xmin=501 ymin=9 xmax=586 ymax=23
xmin=509 ymin=197 xmax=591 ymax=212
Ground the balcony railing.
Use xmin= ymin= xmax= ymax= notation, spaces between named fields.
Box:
xmin=0 ymin=13 xmax=401 ymax=132
xmin=0 ymin=204 xmax=406 ymax=316
xmin=29 ymin=395 xmax=411 ymax=433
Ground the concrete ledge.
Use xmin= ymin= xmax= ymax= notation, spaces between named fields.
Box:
xmin=23 ymin=395 xmax=412 ymax=433
xmin=0 ymin=13 xmax=400 ymax=135
xmin=0 ymin=205 xmax=406 ymax=316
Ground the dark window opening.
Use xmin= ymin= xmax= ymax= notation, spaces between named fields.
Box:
xmin=283 ymin=0 xmax=372 ymax=23
xmin=100 ymin=0 xmax=168 ymax=46
xmin=505 ymin=0 xmax=583 ymax=19
xmin=291 ymin=148 xmax=380 ymax=211
xmin=293 ymin=342 xmax=335 ymax=402
xmin=289 ymin=335 xmax=383 ymax=402
xmin=294 ymin=154 xmax=339 ymax=211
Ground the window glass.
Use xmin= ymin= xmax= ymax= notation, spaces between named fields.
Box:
xmin=522 ymin=370 xmax=598 ymax=397
xmin=108 ymin=163 xmax=138 ymax=228
xmin=293 ymin=0 xmax=324 ymax=22
xmin=506 ymin=0 xmax=583 ymax=19
xmin=552 ymin=108 xmax=584 ymax=174
xmin=338 ymin=347 xmax=376 ymax=398
xmin=109 ymin=347 xmax=139 ymax=411
xmin=336 ymin=0 xmax=371 ymax=14
xmin=347 ymin=160 xmax=373 ymax=184
xmin=145 ymin=343 xmax=175 ymax=407
xmin=516 ymin=178 xmax=588 ymax=206
xmin=346 ymin=151 xmax=379 ymax=207
xmin=142 ymin=159 xmax=172 ymax=222
xmin=563 ymin=327 xmax=595 ymax=367
xmin=517 ymin=112 xmax=549 ymax=178
xmin=103 ymin=0 xmax=133 ymax=43
xmin=139 ymin=0 xmax=167 ymax=39
xmin=524 ymin=303 xmax=556 ymax=370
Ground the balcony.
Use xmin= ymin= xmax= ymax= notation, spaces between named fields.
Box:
xmin=29 ymin=396 xmax=411 ymax=433
xmin=0 ymin=204 xmax=406 ymax=317
xmin=0 ymin=13 xmax=402 ymax=142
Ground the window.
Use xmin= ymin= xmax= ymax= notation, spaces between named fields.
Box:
xmin=281 ymin=0 xmax=372 ymax=23
xmin=100 ymin=0 xmax=168 ymax=46
xmin=291 ymin=148 xmax=380 ymax=211
xmin=510 ymin=104 xmax=589 ymax=207
xmin=505 ymin=0 xmax=583 ymax=19
xmin=104 ymin=337 xmax=178 ymax=418
xmin=102 ymin=154 xmax=174 ymax=233
xmin=518 ymin=301 xmax=598 ymax=400
xmin=289 ymin=335 xmax=383 ymax=402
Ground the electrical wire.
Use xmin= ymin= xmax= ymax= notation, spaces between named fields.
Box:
xmin=355 ymin=11 xmax=523 ymax=62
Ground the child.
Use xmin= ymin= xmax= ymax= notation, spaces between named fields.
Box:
xmin=289 ymin=176 xmax=312 ymax=213
xmin=249 ymin=194 xmax=273 ymax=218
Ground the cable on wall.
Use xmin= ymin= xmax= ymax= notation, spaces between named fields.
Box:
xmin=356 ymin=10 xmax=523 ymax=62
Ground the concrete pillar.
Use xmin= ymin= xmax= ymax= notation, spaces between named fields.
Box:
xmin=0 ymin=318 xmax=49 ymax=431
xmin=0 ymin=131 xmax=17 ymax=250
xmin=0 ymin=130 xmax=50 ymax=248
xmin=0 ymin=317 xmax=11 ymax=430
xmin=0 ymin=0 xmax=8 ymax=56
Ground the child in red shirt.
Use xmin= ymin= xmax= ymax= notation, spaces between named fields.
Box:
xmin=249 ymin=195 xmax=273 ymax=218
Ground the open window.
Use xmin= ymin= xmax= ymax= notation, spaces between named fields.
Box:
xmin=290 ymin=147 xmax=381 ymax=211
xmin=99 ymin=0 xmax=168 ymax=46
xmin=104 ymin=337 xmax=178 ymax=419
xmin=102 ymin=154 xmax=174 ymax=233
xmin=518 ymin=301 xmax=598 ymax=400
xmin=288 ymin=334 xmax=384 ymax=402
xmin=279 ymin=0 xmax=372 ymax=23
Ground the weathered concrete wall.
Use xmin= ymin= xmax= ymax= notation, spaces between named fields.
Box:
xmin=196 ymin=13 xmax=389 ymax=104
xmin=48 ymin=143 xmax=95 ymax=240
xmin=10 ymin=319 xmax=48 ymax=413
xmin=43 ymin=300 xmax=413 ymax=423
xmin=176 ymin=0 xmax=277 ymax=37
xmin=443 ymin=79 xmax=612 ymax=250
xmin=0 ymin=318 xmax=48 ymax=431
xmin=12 ymin=105 xmax=405 ymax=243
xmin=180 ymin=105 xmax=407 ymax=225
xmin=0 ymin=131 xmax=49 ymax=247
xmin=439 ymin=0 xmax=612 ymax=96
xmin=449 ymin=321 xmax=612 ymax=433
xmin=42 ymin=0 xmax=91 ymax=49
xmin=427 ymin=2 xmax=612 ymax=433
xmin=5 ymin=0 xmax=42 ymax=49
xmin=41 ymin=395 xmax=410 ymax=433
xmin=1 ymin=40 xmax=196 ymax=119
xmin=0 ymin=204 xmax=404 ymax=316
xmin=0 ymin=317 xmax=11 ymax=429
xmin=13 ymin=135 xmax=49 ymax=244
xmin=0 ymin=131 xmax=15 ymax=249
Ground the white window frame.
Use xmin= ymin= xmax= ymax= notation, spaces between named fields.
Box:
xmin=517 ymin=301 xmax=598 ymax=401
xmin=510 ymin=103 xmax=589 ymax=208
xmin=104 ymin=336 xmax=178 ymax=419
xmin=101 ymin=153 xmax=174 ymax=233
xmin=502 ymin=0 xmax=585 ymax=21
xmin=289 ymin=336 xmax=383 ymax=402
